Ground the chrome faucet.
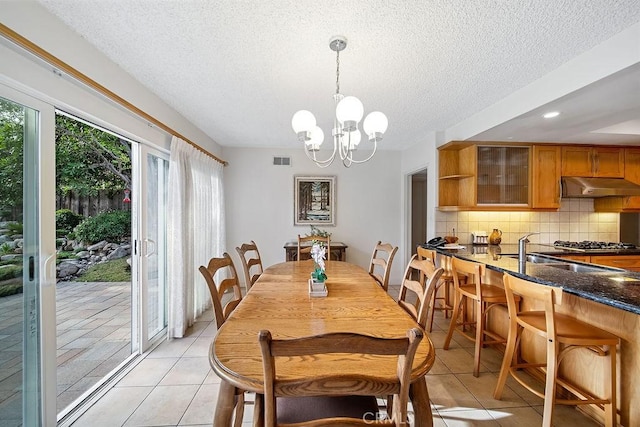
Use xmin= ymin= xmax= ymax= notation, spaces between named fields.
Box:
xmin=518 ymin=232 xmax=541 ymax=265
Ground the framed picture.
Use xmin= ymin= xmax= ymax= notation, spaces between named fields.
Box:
xmin=294 ymin=176 xmax=336 ymax=226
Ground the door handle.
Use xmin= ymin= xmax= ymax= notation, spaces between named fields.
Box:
xmin=144 ymin=239 xmax=156 ymax=257
xmin=43 ymin=253 xmax=56 ymax=287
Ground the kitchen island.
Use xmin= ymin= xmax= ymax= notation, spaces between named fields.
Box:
xmin=430 ymin=243 xmax=640 ymax=426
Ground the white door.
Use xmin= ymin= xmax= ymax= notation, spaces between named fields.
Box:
xmin=0 ymin=85 xmax=57 ymax=426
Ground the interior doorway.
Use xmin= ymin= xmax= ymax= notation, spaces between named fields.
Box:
xmin=410 ymin=168 xmax=428 ymax=257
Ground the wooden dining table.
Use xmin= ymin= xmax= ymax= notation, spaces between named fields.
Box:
xmin=209 ymin=260 xmax=436 ymax=427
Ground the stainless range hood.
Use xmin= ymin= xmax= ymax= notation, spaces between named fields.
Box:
xmin=561 ymin=177 xmax=640 ymax=198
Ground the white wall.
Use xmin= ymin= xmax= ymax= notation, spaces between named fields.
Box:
xmin=399 ymin=132 xmax=438 ymax=268
xmin=223 ymin=147 xmax=407 ymax=285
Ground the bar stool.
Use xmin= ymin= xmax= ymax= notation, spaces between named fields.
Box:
xmin=443 ymin=256 xmax=516 ymax=377
xmin=416 ymin=247 xmax=466 ymax=332
xmin=494 ymin=272 xmax=620 ymax=427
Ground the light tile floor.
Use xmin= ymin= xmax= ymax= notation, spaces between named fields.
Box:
xmin=72 ymin=286 xmax=605 ymax=426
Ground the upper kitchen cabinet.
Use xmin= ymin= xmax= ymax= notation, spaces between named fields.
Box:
xmin=561 ymin=146 xmax=624 ymax=178
xmin=438 ymin=142 xmax=477 ymax=210
xmin=438 ymin=142 xmax=533 ymax=211
xmin=477 ymin=146 xmax=529 ymax=205
xmin=594 ymin=147 xmax=640 ymax=212
xmin=531 ymin=145 xmax=561 ymax=209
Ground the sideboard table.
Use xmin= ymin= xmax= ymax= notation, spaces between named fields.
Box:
xmin=283 ymin=241 xmax=348 ymax=261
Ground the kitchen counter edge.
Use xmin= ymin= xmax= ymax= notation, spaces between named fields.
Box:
xmin=429 ymin=244 xmax=640 ymax=315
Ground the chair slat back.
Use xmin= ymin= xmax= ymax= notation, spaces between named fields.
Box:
xmin=503 ymin=273 xmax=562 ymax=340
xmin=297 ymin=234 xmax=331 ymax=262
xmin=258 ymin=328 xmax=423 ymax=427
xmin=235 ymin=240 xmax=264 ymax=291
xmin=450 ymin=257 xmax=485 ymax=297
xmin=368 ymin=241 xmax=398 ymax=291
xmin=198 ymin=253 xmax=243 ymax=329
xmin=398 ymin=254 xmax=445 ymax=328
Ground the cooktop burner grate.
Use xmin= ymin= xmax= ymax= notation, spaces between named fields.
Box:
xmin=553 ymin=240 xmax=637 ymax=251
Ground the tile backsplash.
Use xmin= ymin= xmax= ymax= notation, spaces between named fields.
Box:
xmin=435 ymin=198 xmax=619 ymax=245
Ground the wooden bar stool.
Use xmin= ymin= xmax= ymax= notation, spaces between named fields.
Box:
xmin=443 ymin=257 xmax=516 ymax=377
xmin=494 ymin=272 xmax=620 ymax=427
xmin=416 ymin=247 xmax=465 ymax=332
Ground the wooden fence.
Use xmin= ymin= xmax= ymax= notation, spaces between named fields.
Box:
xmin=56 ymin=190 xmax=130 ymax=217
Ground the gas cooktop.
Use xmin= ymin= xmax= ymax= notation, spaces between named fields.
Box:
xmin=553 ymin=240 xmax=638 ymax=252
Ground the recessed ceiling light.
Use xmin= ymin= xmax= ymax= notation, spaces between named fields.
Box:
xmin=543 ymin=111 xmax=560 ymax=119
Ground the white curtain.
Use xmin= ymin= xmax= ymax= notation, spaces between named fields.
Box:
xmin=167 ymin=136 xmax=225 ymax=338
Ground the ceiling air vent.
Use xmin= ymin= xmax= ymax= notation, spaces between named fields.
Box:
xmin=273 ymin=156 xmax=291 ymax=166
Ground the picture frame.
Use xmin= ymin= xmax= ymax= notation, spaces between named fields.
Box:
xmin=294 ymin=175 xmax=336 ymax=226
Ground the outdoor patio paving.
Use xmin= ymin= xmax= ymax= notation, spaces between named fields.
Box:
xmin=0 ymin=280 xmax=131 ymax=425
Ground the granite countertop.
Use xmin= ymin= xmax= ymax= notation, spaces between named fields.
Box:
xmin=430 ymin=243 xmax=640 ymax=315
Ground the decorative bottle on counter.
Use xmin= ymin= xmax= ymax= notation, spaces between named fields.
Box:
xmin=489 ymin=229 xmax=502 ymax=245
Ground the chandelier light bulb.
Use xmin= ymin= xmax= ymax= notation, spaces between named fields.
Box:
xmin=336 ymin=96 xmax=364 ymax=131
xmin=363 ymin=111 xmax=388 ymax=138
xmin=305 ymin=126 xmax=324 ymax=151
xmin=291 ymin=110 xmax=316 ymax=134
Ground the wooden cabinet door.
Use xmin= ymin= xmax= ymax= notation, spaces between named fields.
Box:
xmin=593 ymin=147 xmax=624 ymax=177
xmin=625 ymin=148 xmax=640 ymax=183
xmin=557 ymin=254 xmax=591 ymax=263
xmin=532 ymin=145 xmax=560 ymax=209
xmin=590 ymin=255 xmax=640 ymax=272
xmin=561 ymin=146 xmax=624 ymax=177
xmin=561 ymin=146 xmax=593 ymax=176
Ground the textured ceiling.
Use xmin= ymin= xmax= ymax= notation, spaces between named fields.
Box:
xmin=37 ymin=0 xmax=640 ymax=150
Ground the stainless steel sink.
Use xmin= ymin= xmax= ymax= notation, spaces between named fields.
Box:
xmin=508 ymin=254 xmax=563 ymax=264
xmin=546 ymin=263 xmax=606 ymax=273
xmin=508 ymin=254 xmax=607 ymax=273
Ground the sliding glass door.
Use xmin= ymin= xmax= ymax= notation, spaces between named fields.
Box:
xmin=0 ymin=86 xmax=56 ymax=426
xmin=0 ymin=84 xmax=168 ymax=425
xmin=136 ymin=146 xmax=169 ymax=348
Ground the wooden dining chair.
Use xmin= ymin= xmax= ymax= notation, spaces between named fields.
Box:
xmin=443 ymin=256 xmax=519 ymax=377
xmin=397 ymin=254 xmax=445 ymax=330
xmin=198 ymin=253 xmax=246 ymax=427
xmin=258 ymin=328 xmax=423 ymax=427
xmin=494 ymin=272 xmax=620 ymax=427
xmin=368 ymin=241 xmax=398 ymax=292
xmin=416 ymin=246 xmax=459 ymax=332
xmin=297 ymin=234 xmax=331 ymax=261
xmin=235 ymin=240 xmax=264 ymax=291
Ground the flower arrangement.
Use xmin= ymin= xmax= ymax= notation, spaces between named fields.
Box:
xmin=310 ymin=242 xmax=327 ymax=283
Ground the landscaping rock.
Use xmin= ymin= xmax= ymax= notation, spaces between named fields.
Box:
xmin=87 ymin=240 xmax=108 ymax=251
xmin=57 ymin=261 xmax=81 ymax=278
xmin=106 ymin=246 xmax=129 ymax=260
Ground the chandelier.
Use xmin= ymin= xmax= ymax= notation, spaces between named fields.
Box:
xmin=291 ymin=36 xmax=388 ymax=168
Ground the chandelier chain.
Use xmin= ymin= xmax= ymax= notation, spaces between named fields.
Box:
xmin=335 ymin=48 xmax=340 ymax=95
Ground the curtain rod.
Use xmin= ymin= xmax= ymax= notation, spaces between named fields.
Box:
xmin=0 ymin=23 xmax=228 ymax=166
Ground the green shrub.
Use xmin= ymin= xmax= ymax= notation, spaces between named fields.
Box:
xmin=6 ymin=222 xmax=22 ymax=235
xmin=74 ymin=210 xmax=131 ymax=244
xmin=56 ymin=209 xmax=83 ymax=235
xmin=0 ymin=264 xmax=22 ymax=281
xmin=0 ymin=281 xmax=22 ymax=297
xmin=0 ymin=243 xmax=13 ymax=255
xmin=56 ymin=251 xmax=77 ymax=261
xmin=77 ymin=258 xmax=130 ymax=282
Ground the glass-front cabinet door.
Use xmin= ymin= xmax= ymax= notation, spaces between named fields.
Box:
xmin=476 ymin=146 xmax=530 ymax=206
xmin=0 ymin=86 xmax=57 ymax=426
